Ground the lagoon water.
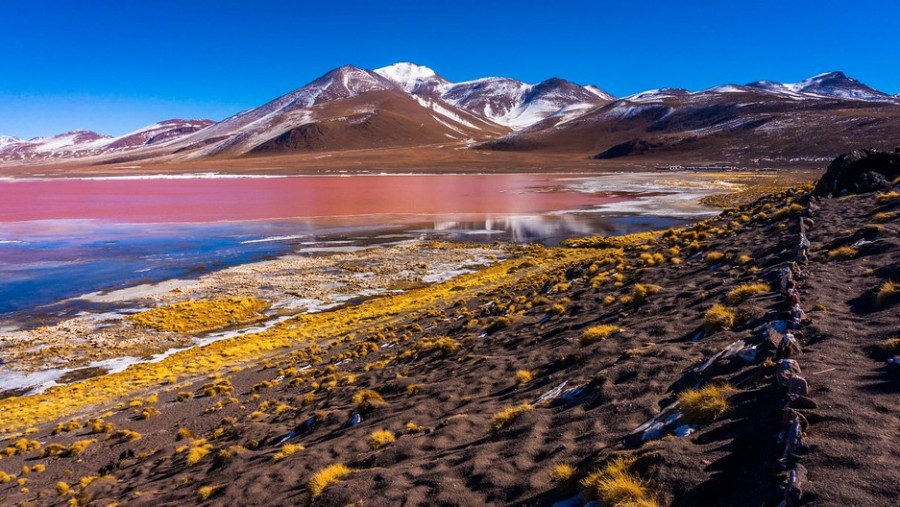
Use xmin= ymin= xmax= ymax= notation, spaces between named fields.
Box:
xmin=0 ymin=173 xmax=722 ymax=319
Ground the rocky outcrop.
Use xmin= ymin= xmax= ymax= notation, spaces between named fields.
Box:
xmin=812 ymin=149 xmax=900 ymax=197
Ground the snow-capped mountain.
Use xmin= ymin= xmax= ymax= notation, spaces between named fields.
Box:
xmin=374 ymin=62 xmax=450 ymax=95
xmin=438 ymin=76 xmax=610 ymax=129
xmin=1 ymin=65 xmax=897 ymax=167
xmin=163 ymin=64 xmax=506 ymax=158
xmin=0 ymin=120 xmax=212 ymax=163
xmin=477 ymin=70 xmax=900 ymax=162
xmin=746 ymin=71 xmax=891 ymax=101
xmin=370 ymin=63 xmax=612 ymax=129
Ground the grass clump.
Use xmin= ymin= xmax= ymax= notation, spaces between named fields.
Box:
xmin=351 ymin=389 xmax=386 ymax=411
xmin=547 ymin=303 xmax=567 ymax=316
xmin=56 ymin=481 xmax=70 ymax=496
xmin=273 ymin=443 xmax=304 ymax=461
xmin=678 ymin=384 xmax=737 ymax=424
xmin=368 ymin=430 xmax=396 ymax=450
xmin=415 ymin=336 xmax=459 ymax=355
xmin=550 ymin=462 xmax=576 ymax=484
xmin=873 ymin=211 xmax=895 ymax=223
xmin=308 ymin=464 xmax=352 ymax=497
xmin=581 ymin=324 xmax=620 ymax=345
xmin=581 ymin=456 xmax=657 ymax=507
xmin=878 ymin=337 xmax=900 ymax=354
xmin=516 ymin=370 xmax=533 ymax=386
xmin=705 ymin=252 xmax=726 ymax=266
xmin=827 ymin=246 xmax=858 ymax=260
xmin=875 ymin=190 xmax=900 ymax=203
xmin=406 ymin=384 xmax=421 ymax=396
xmin=704 ymin=304 xmax=735 ymax=333
xmin=128 ymin=297 xmax=269 ymax=334
xmin=197 ymin=485 xmax=218 ymax=502
xmin=876 ymin=281 xmax=897 ymax=305
xmin=186 ymin=445 xmax=212 ymax=466
xmin=491 ymin=403 xmax=533 ymax=431
xmin=726 ymin=283 xmax=770 ymax=305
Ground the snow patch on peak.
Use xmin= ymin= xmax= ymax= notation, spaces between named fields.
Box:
xmin=585 ymin=85 xmax=615 ymax=101
xmin=375 ymin=62 xmax=440 ymax=92
xmin=0 ymin=135 xmax=20 ymax=147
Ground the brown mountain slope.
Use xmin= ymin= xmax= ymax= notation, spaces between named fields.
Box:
xmin=477 ymin=89 xmax=900 ymax=165
xmin=247 ymin=90 xmax=507 ymax=155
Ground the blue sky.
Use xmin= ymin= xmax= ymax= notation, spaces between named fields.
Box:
xmin=1 ymin=0 xmax=897 ymax=138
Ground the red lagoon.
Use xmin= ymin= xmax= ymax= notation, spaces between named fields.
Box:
xmin=0 ymin=174 xmax=627 ymax=223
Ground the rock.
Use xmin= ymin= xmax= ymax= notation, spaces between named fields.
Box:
xmin=812 ymin=149 xmax=900 ymax=197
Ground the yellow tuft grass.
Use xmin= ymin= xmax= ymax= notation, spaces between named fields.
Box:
xmin=704 ymin=304 xmax=735 ymax=332
xmin=827 ymin=246 xmax=857 ymax=260
xmin=308 ymin=464 xmax=352 ymax=497
xmin=736 ymin=254 xmax=753 ymax=265
xmin=875 ymin=190 xmax=900 ymax=203
xmin=581 ymin=456 xmax=658 ymax=507
xmin=705 ymin=252 xmax=726 ymax=265
xmin=405 ymin=422 xmax=424 ymax=434
xmin=128 ymin=297 xmax=269 ymax=334
xmin=726 ymin=283 xmax=770 ymax=305
xmin=878 ymin=337 xmax=900 ymax=354
xmin=273 ymin=443 xmax=304 ymax=461
xmin=197 ymin=485 xmax=218 ymax=502
xmin=550 ymin=462 xmax=576 ymax=484
xmin=581 ymin=324 xmax=620 ymax=345
xmin=873 ymin=211 xmax=895 ymax=223
xmin=515 ymin=370 xmax=533 ymax=386
xmin=678 ymin=384 xmax=737 ymax=424
xmin=368 ymin=430 xmax=396 ymax=450
xmin=491 ymin=403 xmax=533 ymax=431
xmin=186 ymin=446 xmax=211 ymax=466
xmin=56 ymin=481 xmax=70 ymax=496
xmin=876 ymin=281 xmax=897 ymax=305
xmin=351 ymin=389 xmax=386 ymax=410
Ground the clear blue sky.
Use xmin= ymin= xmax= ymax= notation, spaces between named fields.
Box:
xmin=1 ymin=0 xmax=897 ymax=139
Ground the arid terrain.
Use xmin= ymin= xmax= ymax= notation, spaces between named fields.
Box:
xmin=0 ymin=150 xmax=897 ymax=506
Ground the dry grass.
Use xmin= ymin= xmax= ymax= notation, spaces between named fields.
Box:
xmin=581 ymin=456 xmax=658 ymax=507
xmin=726 ymin=283 xmax=770 ymax=305
xmin=876 ymin=281 xmax=897 ymax=305
xmin=197 ymin=485 xmax=218 ymax=502
xmin=678 ymin=384 xmax=737 ymax=424
xmin=128 ymin=297 xmax=269 ymax=334
xmin=368 ymin=430 xmax=396 ymax=450
xmin=186 ymin=446 xmax=212 ymax=466
xmin=878 ymin=337 xmax=900 ymax=355
xmin=405 ymin=422 xmax=424 ymax=434
xmin=351 ymin=389 xmax=386 ymax=411
xmin=827 ymin=246 xmax=858 ymax=260
xmin=491 ymin=403 xmax=533 ymax=431
xmin=704 ymin=304 xmax=735 ymax=332
xmin=516 ymin=370 xmax=533 ymax=386
xmin=705 ymin=251 xmax=726 ymax=265
xmin=308 ymin=464 xmax=352 ymax=497
xmin=550 ymin=463 xmax=576 ymax=484
xmin=273 ymin=443 xmax=304 ymax=461
xmin=581 ymin=324 xmax=620 ymax=345
xmin=873 ymin=211 xmax=895 ymax=223
xmin=875 ymin=190 xmax=900 ymax=203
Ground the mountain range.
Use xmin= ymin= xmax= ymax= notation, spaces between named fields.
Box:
xmin=2 ymin=63 xmax=898 ymax=168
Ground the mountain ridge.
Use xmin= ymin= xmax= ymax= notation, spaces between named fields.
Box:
xmin=1 ymin=64 xmax=897 ymax=167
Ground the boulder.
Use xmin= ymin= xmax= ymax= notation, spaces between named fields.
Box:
xmin=813 ymin=149 xmax=900 ymax=197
